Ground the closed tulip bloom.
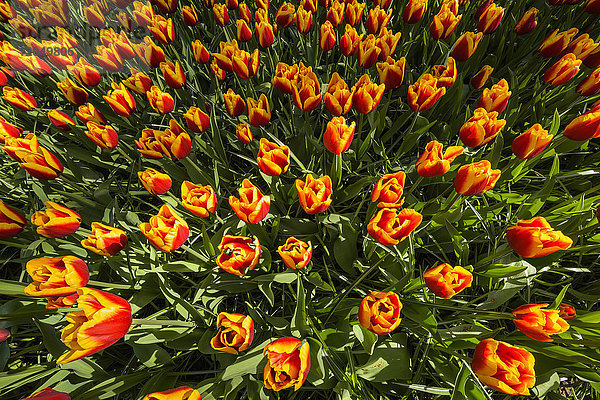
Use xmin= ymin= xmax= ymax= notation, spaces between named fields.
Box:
xmin=77 ymin=104 xmax=106 ymax=125
xmin=454 ymin=160 xmax=500 ymax=196
xmin=3 ymin=133 xmax=63 ymax=180
xmin=471 ymin=65 xmax=493 ymax=89
xmin=67 ymin=58 xmax=101 ymax=87
xmin=56 ymin=78 xmax=88 ymax=106
xmin=324 ymin=72 xmax=354 ymax=115
xmin=30 ymin=201 xmax=80 ymax=238
xmin=585 ymin=0 xmax=600 ymax=12
xmin=559 ymin=303 xmax=576 ymax=320
xmin=273 ymin=62 xmax=299 ymax=94
xmin=577 ymin=67 xmax=600 ymax=96
xmin=506 ymin=217 xmax=573 ymax=258
xmin=139 ymin=204 xmax=189 ymax=252
xmin=142 ymin=387 xmax=201 ymax=400
xmin=93 ymin=45 xmax=124 ymax=73
xmin=226 ymin=0 xmax=239 ymax=8
xmin=563 ymin=105 xmax=600 ymax=140
xmin=20 ymin=388 xmax=71 ymax=400
xmin=184 ymin=106 xmax=210 ymax=133
xmin=57 ymin=288 xmax=132 ymax=364
xmin=565 ymin=34 xmax=598 ymax=61
xmin=367 ymin=208 xmax=422 ymax=246
xmin=237 ymin=19 xmax=253 ymax=42
xmin=257 ymin=138 xmax=290 ymax=176
xmin=191 ymin=40 xmax=211 ymax=64
xmin=402 ymin=0 xmax=427 ymax=23
xmin=3 ymin=86 xmax=36 ymax=110
xmin=514 ymin=7 xmax=538 ymax=35
xmin=340 ymin=24 xmax=363 ymax=56
xmin=104 ymin=83 xmax=136 ymax=116
xmin=213 ymin=3 xmax=230 ymax=26
xmin=155 ymin=0 xmax=177 ymax=13
xmin=423 ymin=264 xmax=472 ymax=299
xmin=182 ymin=5 xmax=198 ymax=26
xmin=229 ymin=179 xmax=270 ymax=223
xmin=296 ymin=174 xmax=332 ymax=214
xmin=263 ymin=337 xmax=310 ymax=391
xmin=135 ymin=36 xmax=165 ymax=68
xmin=451 ymin=32 xmax=483 ymax=61
xmin=544 ymin=53 xmax=581 ymax=86
xmin=0 ymin=200 xmax=27 ymax=238
xmin=371 ymin=171 xmax=406 ymax=208
xmin=375 ymin=27 xmax=401 ymax=61
xmin=122 ymin=68 xmax=153 ymax=95
xmin=327 ymin=0 xmax=344 ymax=26
xmin=430 ymin=4 xmax=461 ymax=40
xmin=278 ymin=237 xmax=312 ymax=269
xmin=538 ymin=28 xmax=578 ymax=58
xmin=236 ymin=123 xmax=253 ymax=143
xmin=138 ymin=168 xmax=172 ymax=195
xmin=358 ymin=34 xmax=381 ymax=69
xmin=358 ymin=291 xmax=402 ymax=334
xmin=21 ymin=55 xmax=52 ymax=78
xmin=247 ymin=94 xmax=271 ymax=126
xmin=84 ymin=3 xmax=106 ymax=28
xmin=416 ymin=141 xmax=464 ymax=178
xmin=181 ymin=181 xmax=217 ymax=217
xmin=430 ymin=57 xmax=457 ymax=89
xmin=80 ymin=222 xmax=127 ymax=257
xmin=377 ymin=56 xmax=405 ymax=90
xmin=255 ymin=8 xmax=269 ymax=24
xmin=472 ymin=339 xmax=535 ymax=395
xmin=299 ymin=0 xmax=316 ymax=12
xmin=48 ymin=110 xmax=75 ymax=131
xmin=477 ymin=2 xmax=503 ymax=34
xmin=512 ymin=124 xmax=552 ymax=159
xmin=24 ymin=256 xmax=88 ymax=300
xmin=478 ymin=79 xmax=511 ymax=113
xmin=323 ymin=116 xmax=355 ymax=154
xmin=149 ymin=15 xmax=175 ymax=45
xmin=407 ymin=74 xmax=446 ymax=112
xmin=210 ymin=312 xmax=254 ymax=354
xmin=160 ymin=61 xmax=186 ymax=89
xmin=0 ymin=116 xmax=22 ymax=143
xmin=459 ymin=108 xmax=506 ymax=147
xmin=0 ymin=0 xmax=14 ymax=22
xmin=100 ymin=29 xmax=135 ymax=61
xmin=345 ymin=0 xmax=365 ymax=25
xmin=366 ymin=6 xmax=390 ymax=34
xmin=133 ymin=0 xmax=154 ymax=27
xmin=84 ymin=122 xmax=118 ymax=149
xmin=224 ymin=88 xmax=246 ymax=117
xmin=256 ymin=21 xmax=275 ymax=48
xmin=239 ymin=2 xmax=252 ymax=21
xmin=136 ymin=120 xmax=192 ymax=159
xmin=296 ymin=5 xmax=313 ymax=33
xmin=216 ymin=235 xmax=261 ymax=276
xmin=513 ymin=304 xmax=570 ymax=342
xmin=117 ymin=11 xmax=132 ymax=30
xmin=147 ymin=86 xmax=175 ymax=114
xmin=292 ymin=71 xmax=322 ymax=111
xmin=232 ymin=49 xmax=260 ymax=80
xmin=319 ymin=20 xmax=336 ymax=51
xmin=352 ymin=74 xmax=385 ymax=114
xmin=276 ymin=2 xmax=296 ymax=28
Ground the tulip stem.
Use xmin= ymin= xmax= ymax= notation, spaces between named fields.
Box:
xmin=401 ymin=299 xmax=514 ymax=318
xmin=131 ymin=318 xmax=196 ymax=327
xmin=475 ymin=246 xmax=513 ymax=267
xmin=440 ymin=191 xmax=461 ymax=213
xmin=88 ymin=280 xmax=133 ymax=289
xmin=500 ymin=156 xmax=520 ymax=175
xmin=405 ymin=176 xmax=423 ymax=199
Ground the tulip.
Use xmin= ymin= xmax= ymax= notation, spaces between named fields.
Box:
xmin=160 ymin=61 xmax=186 ymax=89
xmin=122 ymin=68 xmax=153 ymax=95
xmin=585 ymin=0 xmax=600 ymax=12
xmin=48 ymin=110 xmax=75 ymax=131
xmin=81 ymin=222 xmax=127 ymax=257
xmin=576 ymin=67 xmax=600 ymax=96
xmin=24 ymin=256 xmax=88 ymax=300
xmin=565 ymin=34 xmax=598 ymax=61
xmin=514 ymin=7 xmax=538 ymax=35
xmin=513 ymin=303 xmax=570 ymax=342
xmin=0 ymin=200 xmax=27 ymax=238
xmin=239 ymin=3 xmax=253 ymax=21
xmin=84 ymin=3 xmax=106 ymax=28
xmin=0 ymin=0 xmax=14 ymax=22
xmin=345 ymin=0 xmax=365 ymax=25
xmin=323 ymin=72 xmax=354 ymax=115
xmin=232 ymin=49 xmax=260 ymax=80
xmin=402 ymin=0 xmax=427 ymax=24
xmin=191 ymin=40 xmax=210 ymax=64
xmin=375 ymin=27 xmax=401 ymax=61
xmin=512 ymin=124 xmax=552 ymax=159
xmin=352 ymin=74 xmax=385 ymax=114
xmin=292 ymin=71 xmax=322 ymax=111
xmin=155 ymin=0 xmax=177 ymax=13
xmin=377 ymin=56 xmax=405 ymax=90
xmin=299 ymin=0 xmax=316 ymax=12
xmin=77 ymin=103 xmax=106 ymax=125
xmin=20 ymin=55 xmax=51 ymax=78
xmin=184 ymin=106 xmax=210 ymax=133
xmin=136 ymin=120 xmax=191 ymax=159
xmin=255 ymin=8 xmax=269 ymax=24
xmin=237 ymin=19 xmax=253 ymax=42
xmin=340 ymin=24 xmax=363 ymax=56
xmin=327 ymin=0 xmax=345 ymax=26
xmin=93 ymin=45 xmax=123 ymax=73
xmin=182 ymin=5 xmax=198 ymax=26
xmin=367 ymin=208 xmax=422 ymax=246
xmin=213 ymin=41 xmax=238 ymax=72
xmin=543 ymin=53 xmax=581 ymax=86
xmin=20 ymin=388 xmax=71 ymax=400
xmin=67 ymin=58 xmax=101 ymax=87
xmin=213 ymin=3 xmax=230 ymax=26
xmin=247 ymin=94 xmax=271 ymax=126
xmin=506 ymin=217 xmax=573 ymax=258
xmin=371 ymin=171 xmax=406 ymax=208
xmin=229 ymin=179 xmax=271 ymax=223
xmin=454 ymin=160 xmax=500 ymax=196
xmin=459 ymin=108 xmax=506 ymax=147
xmin=138 ymin=168 xmax=172 ymax=195
xmin=104 ymin=83 xmax=136 ymax=117
xmin=275 ymin=2 xmax=296 ymax=28
xmin=538 ymin=28 xmax=578 ymax=58
xmin=296 ymin=174 xmax=332 ymax=214
xmin=559 ymin=303 xmax=576 ymax=320
xmin=358 ymin=291 xmax=402 ymax=334
xmin=296 ymin=5 xmax=313 ymax=33
xmin=0 ymin=116 xmax=22 ymax=143
xmin=210 ymin=312 xmax=254 ymax=353
xmin=257 ymin=138 xmax=290 ymax=176
xmin=133 ymin=0 xmax=154 ymax=25
xmin=147 ymin=86 xmax=175 ymax=114
xmin=216 ymin=235 xmax=261 ymax=276
xmin=3 ymin=133 xmax=63 ymax=180
xmin=3 ymin=86 xmax=36 ymax=110
xmin=430 ymin=4 xmax=461 ymax=40
xmin=226 ymin=0 xmax=238 ymax=8
xmin=149 ymin=15 xmax=175 ymax=45
xmin=278 ymin=237 xmax=312 ymax=269
xmin=181 ymin=181 xmax=217 ymax=217
xmin=415 ymin=140 xmax=464 ymax=178
xmin=56 ymin=28 xmax=77 ymax=47
xmin=272 ymin=62 xmax=299 ymax=94
xmin=263 ymin=337 xmax=310 ymax=391
xmin=323 ymin=116 xmax=355 ymax=154
xmin=0 ymin=328 xmax=7 ymax=343
xmin=478 ymin=79 xmax=511 ymax=113
xmin=236 ymin=123 xmax=253 ymax=143
xmin=83 ymin=122 xmax=118 ymax=149
xmin=451 ymin=32 xmax=483 ymax=61
xmin=56 ymin=78 xmax=88 ymax=106
xmin=366 ymin=6 xmax=390 ymax=34
xmin=139 ymin=204 xmax=189 ymax=252
xmin=477 ymin=2 xmax=503 ymax=34
xmin=358 ymin=34 xmax=381 ymax=69
xmin=430 ymin=57 xmax=457 ymax=89
xmin=470 ymin=65 xmax=493 ymax=89
xmin=563 ymin=105 xmax=600 ymax=140
xmin=57 ymin=288 xmax=132 ymax=364
xmin=423 ymin=264 xmax=472 ymax=299
xmin=134 ymin=36 xmax=165 ymax=68
xmin=472 ymin=339 xmax=535 ymax=395
xmin=142 ymin=387 xmax=201 ymax=400
xmin=117 ymin=11 xmax=132 ymax=30
xmin=407 ymin=74 xmax=446 ymax=112
xmin=30 ymin=201 xmax=80 ymax=238
xmin=319 ymin=20 xmax=336 ymax=51
xmin=224 ymin=88 xmax=246 ymax=117
xmin=256 ymin=21 xmax=275 ymax=48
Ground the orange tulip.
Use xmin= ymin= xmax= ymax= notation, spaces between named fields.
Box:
xmin=292 ymin=70 xmax=322 ymax=111
xmin=255 ymin=8 xmax=269 ymax=24
xmin=67 ymin=58 xmax=101 ymax=88
xmin=538 ymin=28 xmax=578 ymax=58
xmin=93 ymin=45 xmax=123 ymax=73
xmin=377 ymin=56 xmax=405 ymax=89
xmin=324 ymin=72 xmax=354 ymax=115
xmin=0 ymin=0 xmax=14 ymax=22
xmin=104 ymin=83 xmax=136 ymax=117
xmin=81 ymin=222 xmax=128 ymax=257
xmin=182 ymin=5 xmax=198 ymax=26
xmin=229 ymin=179 xmax=271 ymax=223
xmin=136 ymin=120 xmax=191 ymax=159
xmin=275 ymin=2 xmax=296 ymax=28
xmin=213 ymin=3 xmax=230 ymax=26
xmin=100 ymin=29 xmax=135 ymax=61
xmin=56 ymin=78 xmax=88 ymax=106
xmin=358 ymin=291 xmax=402 ymax=334
xmin=476 ymin=2 xmax=503 ymax=34
xmin=138 ymin=168 xmax=172 ymax=195
xmin=327 ymin=0 xmax=344 ymax=26
xmin=155 ymin=0 xmax=177 ymax=13
xmin=459 ymin=108 xmax=506 ymax=147
xmin=430 ymin=4 xmax=461 ymax=40
xmin=232 ymin=48 xmax=259 ymax=80
xmin=181 ymin=181 xmax=217 ymax=217
xmin=371 ymin=171 xmax=406 ymax=208
xmin=273 ymin=62 xmax=299 ymax=94
xmin=147 ymin=86 xmax=175 ymax=114
xmin=323 ymin=116 xmax=355 ymax=154
xmin=544 ymin=53 xmax=581 ymax=86
xmin=21 ymin=55 xmax=52 ymax=78
xmin=296 ymin=5 xmax=313 ymax=33
xmin=3 ymin=86 xmax=37 ymax=110
xmin=357 ymin=34 xmax=381 ymax=69
xmin=57 ymin=288 xmax=132 ymax=364
xmin=122 ymin=68 xmax=153 ymax=95
xmin=478 ymin=78 xmax=511 ymax=113
xmin=20 ymin=388 xmax=71 ymax=400
xmin=513 ymin=303 xmax=570 ymax=342
xmin=236 ymin=123 xmax=253 ymax=143
xmin=0 ymin=200 xmax=26 ymax=238
xmin=430 ymin=57 xmax=457 ymax=89
xmin=472 ymin=339 xmax=535 ymax=395
xmin=296 ymin=174 xmax=332 ymax=214
xmin=345 ymin=0 xmax=365 ymax=26
xmin=247 ymin=94 xmax=271 ymax=126
xmin=9 ymin=15 xmax=37 ymax=37
xmin=278 ymin=237 xmax=312 ymax=269
xmin=352 ymin=74 xmax=385 ymax=114
xmin=366 ymin=6 xmax=390 ymax=34
xmin=210 ymin=312 xmax=254 ymax=353
xmin=76 ymin=103 xmax=106 ymax=125
xmin=160 ymin=61 xmax=186 ymax=89
xmin=407 ymin=74 xmax=446 ymax=112
xmin=563 ymin=104 xmax=600 ymax=141
xmin=140 ymin=204 xmax=189 ymax=252
xmin=319 ymin=20 xmax=336 ymax=51
xmin=216 ymin=235 xmax=261 ymax=276
xmin=85 ymin=122 xmax=119 ymax=149
xmin=134 ymin=36 xmax=165 ymax=68
xmin=48 ymin=110 xmax=75 ymax=131
xmin=0 ymin=116 xmax=22 ymax=143
xmin=191 ymin=40 xmax=211 ymax=64
xmin=367 ymin=208 xmax=422 ymax=246
xmin=224 ymin=88 xmax=246 ymax=117
xmin=299 ymin=0 xmax=316 ymax=12
xmin=133 ymin=1 xmax=154 ymax=27
xmin=149 ymin=15 xmax=175 ymax=45
xmin=340 ymin=24 xmax=363 ymax=56
xmin=423 ymin=264 xmax=472 ymax=299
xmin=30 ymin=201 xmax=80 ymax=238
xmin=3 ymin=133 xmax=63 ymax=180
xmin=454 ymin=160 xmax=500 ymax=196
xmin=451 ymin=32 xmax=483 ymax=61
xmin=257 ymin=138 xmax=290 ymax=176
xmin=402 ymin=0 xmax=427 ymax=23
xmin=558 ymin=303 xmax=576 ymax=320
xmin=512 ymin=124 xmax=552 ymax=159
xmin=514 ymin=7 xmax=538 ymax=35
xmin=24 ymin=256 xmax=88 ymax=301
xmin=564 ymin=34 xmax=598 ymax=61
xmin=84 ymin=3 xmax=105 ymax=28
xmin=506 ymin=217 xmax=573 ymax=258
xmin=117 ymin=11 xmax=132 ymax=30
xmin=415 ymin=140 xmax=464 ymax=178
xmin=256 ymin=21 xmax=275 ymax=48
xmin=470 ymin=65 xmax=493 ymax=89
xmin=263 ymin=337 xmax=310 ymax=391
xmin=142 ymin=387 xmax=201 ymax=400
xmin=576 ymin=67 xmax=600 ymax=96
xmin=237 ymin=19 xmax=253 ymax=42
xmin=375 ymin=27 xmax=401 ymax=61
xmin=184 ymin=106 xmax=210 ymax=133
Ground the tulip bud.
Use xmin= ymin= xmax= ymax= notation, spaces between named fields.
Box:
xmin=237 ymin=19 xmax=253 ymax=42
xmin=138 ymin=168 xmax=172 ymax=195
xmin=340 ymin=24 xmax=363 ymax=56
xmin=48 ymin=110 xmax=75 ymax=131
xmin=272 ymin=62 xmax=299 ymax=94
xmin=345 ymin=0 xmax=365 ymax=26
xmin=375 ymin=27 xmax=401 ymax=61
xmin=565 ymin=34 xmax=599 ymax=61
xmin=104 ymin=83 xmax=136 ymax=117
xmin=320 ymin=20 xmax=337 ymax=51
xmin=366 ymin=6 xmax=390 ymax=34
xmin=300 ymin=0 xmax=316 ymax=12
xmin=139 ymin=204 xmax=189 ymax=252
xmin=136 ymin=120 xmax=191 ymax=159
xmin=263 ymin=337 xmax=310 ymax=391
xmin=224 ymin=88 xmax=246 ymax=117
xmin=538 ymin=28 xmax=578 ymax=58
xmin=415 ymin=140 xmax=464 ymax=178
xmin=563 ymin=105 xmax=600 ymax=141
xmin=357 ymin=34 xmax=381 ymax=69
xmin=430 ymin=57 xmax=457 ymax=88
xmin=85 ymin=122 xmax=119 ymax=149
xmin=296 ymin=5 xmax=313 ymax=33
xmin=160 ymin=61 xmax=186 ymax=89
xmin=77 ymin=103 xmax=106 ymax=125
xmin=376 ymin=56 xmax=405 ymax=90
xmin=133 ymin=1 xmax=154 ymax=27
xmin=0 ymin=116 xmax=21 ymax=144
xmin=147 ymin=86 xmax=175 ymax=114
xmin=558 ymin=303 xmax=576 ymax=320
xmin=324 ymin=72 xmax=354 ymax=115
xmin=292 ymin=71 xmax=322 ymax=111
xmin=278 ymin=237 xmax=313 ymax=269
xmin=352 ymin=74 xmax=385 ymax=113
xmin=3 ymin=86 xmax=37 ymax=110
xmin=454 ymin=160 xmax=501 ymax=196
xmin=514 ymin=7 xmax=538 ymax=35
xmin=236 ymin=123 xmax=253 ymax=143
xmin=257 ymin=138 xmax=290 ymax=176
xmin=470 ymin=65 xmax=493 ymax=89
xmin=576 ymin=67 xmax=600 ymax=96
xmin=181 ymin=181 xmax=217 ymax=217
xmin=451 ymin=31 xmax=483 ymax=61
xmin=477 ymin=2 xmax=503 ymax=34
xmin=191 ymin=40 xmax=211 ymax=63
xmin=512 ymin=123 xmax=552 ymax=159
xmin=402 ymin=0 xmax=427 ymax=24
xmin=216 ymin=235 xmax=261 ymax=276
xmin=407 ymin=74 xmax=446 ymax=112
xmin=543 ymin=53 xmax=581 ymax=86
xmin=0 ymin=200 xmax=27 ymax=238
xmin=424 ymin=264 xmax=472 ymax=298
xmin=459 ymin=108 xmax=506 ymax=147
xmin=296 ymin=174 xmax=332 ymax=214
xmin=122 ymin=68 xmax=153 ymax=95
xmin=256 ymin=21 xmax=275 ymax=48
xmin=430 ymin=4 xmax=461 ymax=40
xmin=507 ymin=217 xmax=573 ymax=258
xmin=24 ymin=255 xmax=88 ymax=298
xmin=239 ymin=3 xmax=252 ymax=21
xmin=367 ymin=208 xmax=422 ymax=246
xmin=149 ymin=15 xmax=175 ymax=45
xmin=358 ymin=291 xmax=402 ymax=334
xmin=184 ymin=106 xmax=210 ymax=133
xmin=3 ymin=133 xmax=63 ymax=180
xmin=81 ymin=222 xmax=128 ymax=256
xmin=371 ymin=171 xmax=406 ymax=208
xmin=67 ymin=58 xmax=101 ymax=88
xmin=229 ymin=179 xmax=270 ymax=223
xmin=93 ymin=44 xmax=124 ymax=73
xmin=210 ymin=313 xmax=254 ymax=353
xmin=213 ymin=3 xmax=230 ymax=26
xmin=182 ymin=5 xmax=198 ymax=26
xmin=327 ymin=0 xmax=345 ymax=26
xmin=323 ymin=116 xmax=355 ymax=154
xmin=478 ymin=78 xmax=511 ymax=113
xmin=247 ymin=94 xmax=271 ymax=126
xmin=513 ymin=303 xmax=570 ymax=342
xmin=276 ymin=2 xmax=296 ymax=28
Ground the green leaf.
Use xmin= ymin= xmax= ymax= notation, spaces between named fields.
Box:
xmin=352 ymin=324 xmax=377 ymax=355
xmin=131 ymin=343 xmax=173 ymax=367
xmin=356 ymin=333 xmax=410 ymax=382
xmin=291 ymin=275 xmax=309 ymax=337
